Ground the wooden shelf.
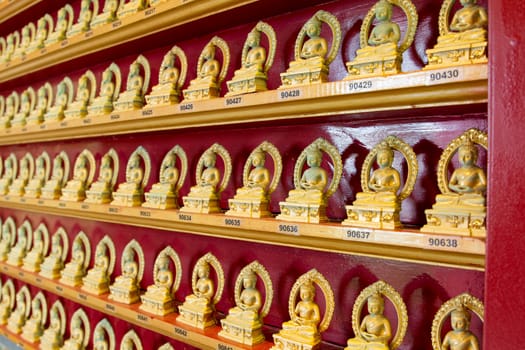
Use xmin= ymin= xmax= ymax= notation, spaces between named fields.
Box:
xmin=0 ymin=64 xmax=488 ymax=146
xmin=0 ymin=0 xmax=42 ymax=25
xmin=0 ymin=195 xmax=485 ymax=270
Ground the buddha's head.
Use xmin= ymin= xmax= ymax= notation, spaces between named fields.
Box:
xmin=375 ymin=0 xmax=393 ymax=22
xmin=247 ymin=29 xmax=261 ymax=47
xmin=451 ymin=306 xmax=471 ymax=331
xmin=252 ymin=150 xmax=266 ymax=167
xmin=458 ymin=140 xmax=478 ymax=167
xmin=367 ymin=293 xmax=385 ymax=315
xmin=306 ymin=148 xmax=323 ymax=167
xmin=242 ymin=270 xmax=257 ymax=289
xmin=376 ymin=143 xmax=394 ymax=168
xmin=306 ymin=17 xmax=322 ymax=38
xmin=299 ymin=281 xmax=316 ymax=302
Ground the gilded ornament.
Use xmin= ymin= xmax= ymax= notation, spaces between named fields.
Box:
xmin=8 ymin=153 xmax=35 ymax=197
xmin=93 ymin=318 xmax=116 ymax=350
xmin=45 ymin=77 xmax=74 ymax=123
xmin=1 ymin=31 xmax=19 ymax=63
xmin=82 ymin=235 xmax=116 ymax=295
xmin=343 ymin=136 xmax=418 ymax=229
xmin=226 ymin=21 xmax=277 ymax=96
xmin=109 ymin=239 xmax=145 ymax=304
xmin=0 ymin=91 xmax=19 ymax=129
xmin=26 ymin=82 xmax=54 ymax=126
xmin=91 ymin=0 xmax=123 ymax=28
xmin=67 ymin=0 xmax=99 ymax=38
xmin=61 ymin=308 xmax=90 ymax=350
xmin=24 ymin=151 xmax=52 ymax=199
xmin=219 ymin=261 xmax=274 ymax=345
xmin=114 ymin=55 xmax=151 ymax=111
xmin=7 ymin=286 xmax=31 ymax=334
xmin=120 ymin=329 xmax=143 ymax=350
xmin=40 ymin=300 xmax=67 ymax=350
xmin=12 ymin=23 xmax=36 ymax=60
xmin=6 ymin=220 xmax=33 ymax=267
xmin=45 ymin=5 xmax=74 ymax=45
xmin=111 ymin=146 xmax=151 ymax=206
xmin=21 ymin=292 xmax=48 ymax=343
xmin=226 ymin=141 xmax=282 ymax=218
xmin=180 ymin=143 xmax=232 ymax=214
xmin=88 ymin=63 xmax=122 ymax=116
xmin=26 ymin=14 xmax=54 ymax=54
xmin=182 ymin=36 xmax=230 ymax=101
xmin=177 ymin=252 xmax=225 ymax=329
xmin=145 ymin=46 xmax=187 ymax=106
xmin=0 ymin=217 xmax=16 ymax=262
xmin=271 ymin=269 xmax=335 ymax=350
xmin=59 ymin=231 xmax=91 ymax=286
xmin=421 ymin=129 xmax=487 ymax=237
xmin=60 ymin=149 xmax=96 ymax=202
xmin=22 ymin=223 xmax=50 ymax=273
xmin=143 ymin=145 xmax=187 ymax=209
xmin=277 ymin=138 xmax=342 ymax=223
xmin=40 ymin=151 xmax=70 ymax=200
xmin=11 ymin=87 xmax=36 ymax=128
xmin=85 ymin=148 xmax=120 ymax=204
xmin=140 ymin=246 xmax=182 ymax=315
xmin=39 ymin=227 xmax=69 ymax=280
xmin=425 ymin=0 xmax=488 ymax=69
xmin=345 ymin=0 xmax=418 ymax=79
xmin=0 ymin=279 xmax=15 ymax=326
xmin=64 ymin=70 xmax=97 ymax=119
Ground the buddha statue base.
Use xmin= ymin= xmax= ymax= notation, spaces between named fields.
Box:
xmin=81 ymin=276 xmax=110 ymax=295
xmin=421 ymin=205 xmax=486 ymax=238
xmin=182 ymin=85 xmax=220 ymax=102
xmin=7 ymin=316 xmax=24 ymax=334
xmin=219 ymin=317 xmax=264 ymax=346
xmin=44 ymin=110 xmax=65 ymax=124
xmin=117 ymin=5 xmax=145 ymax=20
xmin=21 ymin=322 xmax=43 ymax=343
xmin=39 ymin=329 xmax=63 ymax=350
xmin=91 ymin=14 xmax=114 ymax=29
xmin=345 ymin=338 xmax=388 ymax=350
xmin=59 ymin=269 xmax=84 ymax=287
xmin=139 ymin=294 xmax=176 ymax=316
xmin=180 ymin=197 xmax=221 ymax=214
xmin=342 ymin=203 xmax=401 ymax=230
xmin=7 ymin=181 xmax=28 ymax=197
xmin=6 ymin=253 xmax=24 ymax=267
xmin=276 ymin=202 xmax=327 ymax=224
xmin=226 ymin=74 xmax=267 ymax=96
xmin=425 ymin=41 xmax=487 ymax=69
xmin=177 ymin=305 xmax=215 ymax=329
xmin=87 ymin=102 xmax=114 ymax=116
xmin=22 ymin=258 xmax=43 ymax=273
xmin=143 ymin=192 xmax=178 ymax=210
xmin=109 ymin=285 xmax=140 ymax=304
xmin=24 ymin=184 xmax=44 ymax=199
xmin=0 ymin=310 xmax=10 ymax=326
xmin=84 ymin=188 xmax=112 ymax=204
xmin=25 ymin=113 xmax=45 ymax=126
xmin=279 ymin=66 xmax=328 ymax=88
xmin=271 ymin=332 xmax=320 ymax=350
xmin=110 ymin=191 xmax=143 ymax=207
xmin=59 ymin=188 xmax=86 ymax=202
xmin=10 ymin=115 xmax=28 ymax=128
xmin=226 ymin=199 xmax=271 ymax=218
xmin=113 ymin=96 xmax=144 ymax=112
xmin=145 ymin=88 xmax=180 ymax=106
xmin=0 ymin=118 xmax=13 ymax=129
xmin=64 ymin=106 xmax=88 ymax=119
xmin=0 ymin=181 xmax=12 ymax=195
xmin=39 ymin=262 xmax=64 ymax=280
xmin=40 ymin=185 xmax=62 ymax=200
xmin=345 ymin=54 xmax=401 ymax=80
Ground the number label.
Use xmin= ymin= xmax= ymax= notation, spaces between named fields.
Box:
xmin=84 ymin=31 xmax=93 ymax=38
xmin=279 ymin=89 xmax=301 ymax=100
xmin=225 ymin=97 xmax=243 ymax=106
xmin=426 ymin=69 xmax=462 ymax=84
xmin=60 ymin=121 xmax=68 ymax=127
xmin=110 ymin=114 xmax=120 ymax=120
xmin=40 ymin=124 xmax=46 ymax=129
xmin=174 ymin=327 xmax=187 ymax=337
xmin=224 ymin=218 xmax=241 ymax=227
xmin=427 ymin=237 xmax=459 ymax=248
xmin=105 ymin=304 xmax=115 ymax=311
xmin=83 ymin=118 xmax=91 ymax=124
xmin=109 ymin=207 xmax=119 ymax=213
xmin=278 ymin=224 xmax=299 ymax=234
xmin=78 ymin=293 xmax=87 ymax=300
xmin=345 ymin=229 xmax=372 ymax=240
xmin=81 ymin=204 xmax=89 ymax=210
xmin=348 ymin=80 xmax=373 ymax=92
xmin=217 ymin=344 xmax=233 ymax=350
xmin=179 ymin=214 xmax=192 ymax=221
xmin=179 ymin=103 xmax=193 ymax=112
xmin=58 ymin=202 xmax=66 ymax=207
xmin=137 ymin=314 xmax=149 ymax=322
xmin=140 ymin=210 xmax=151 ymax=217
xmin=56 ymin=285 xmax=63 ymax=292
xmin=112 ymin=20 xmax=122 ymax=28
xmin=60 ymin=40 xmax=69 ymax=47
xmin=142 ymin=109 xmax=153 ymax=116
xmin=145 ymin=7 xmax=156 ymax=16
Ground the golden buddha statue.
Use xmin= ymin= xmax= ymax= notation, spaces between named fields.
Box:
xmin=0 ymin=279 xmax=15 ymax=325
xmin=21 ymin=292 xmax=47 ymax=343
xmin=114 ymin=55 xmax=150 ymax=111
xmin=180 ymin=143 xmax=232 ymax=214
xmin=227 ymin=141 xmax=282 ymax=218
xmin=346 ymin=281 xmax=408 ymax=350
xmin=45 ymin=5 xmax=74 ymax=46
xmin=67 ymin=0 xmax=97 ymax=38
xmin=177 ymin=253 xmax=224 ymax=329
xmin=7 ymin=286 xmax=31 ymax=334
xmin=12 ymin=23 xmax=35 ymax=60
xmin=11 ymin=87 xmax=36 ymax=128
xmin=22 ymin=223 xmax=50 ymax=272
xmin=8 ymin=153 xmax=35 ymax=197
xmin=82 ymin=235 xmax=116 ymax=295
xmin=344 ymin=136 xmax=418 ymax=229
xmin=60 ymin=150 xmax=96 ymax=202
xmin=40 ymin=152 xmax=70 ymax=200
xmin=120 ymin=329 xmax=143 ymax=350
xmin=117 ymin=0 xmax=148 ymax=19
xmin=111 ymin=146 xmax=151 ymax=207
xmin=431 ymin=293 xmax=483 ymax=350
xmin=109 ymin=239 xmax=144 ymax=304
xmin=145 ymin=46 xmax=187 ymax=106
xmin=87 ymin=63 xmax=121 ymax=116
xmin=59 ymin=232 xmax=91 ymax=287
xmin=182 ymin=36 xmax=230 ymax=101
xmin=39 ymin=228 xmax=69 ymax=280
xmin=277 ymin=138 xmax=342 ymax=223
xmin=6 ymin=221 xmax=32 ymax=267
xmin=226 ymin=21 xmax=276 ymax=96
xmin=0 ymin=91 xmax=19 ymax=129
xmin=1 ymin=31 xmax=19 ymax=63
xmin=422 ymin=129 xmax=487 ymax=237
xmin=143 ymin=145 xmax=187 ymax=209
xmin=44 ymin=77 xmax=74 ymax=123
xmin=91 ymin=0 xmax=121 ymax=28
xmin=0 ymin=217 xmax=16 ymax=262
xmin=219 ymin=261 xmax=273 ymax=345
xmin=64 ymin=71 xmax=97 ymax=119
xmin=272 ymin=269 xmax=334 ymax=350
xmin=345 ymin=0 xmax=418 ymax=79
xmin=40 ymin=300 xmax=67 ymax=350
xmin=25 ymin=15 xmax=53 ymax=55
xmin=92 ymin=319 xmax=116 ymax=350
xmin=280 ymin=11 xmax=341 ymax=88
xmin=85 ymin=149 xmax=119 ymax=204
xmin=426 ymin=0 xmax=488 ymax=68
xmin=24 ymin=151 xmax=51 ymax=199
xmin=0 ymin=154 xmax=17 ymax=195
xmin=61 ymin=309 xmax=90 ymax=350
xmin=26 ymin=83 xmax=53 ymax=126
xmin=140 ymin=246 xmax=182 ymax=316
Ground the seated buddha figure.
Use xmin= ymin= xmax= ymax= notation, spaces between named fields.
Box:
xmin=142 ymin=255 xmax=173 ymax=303
xmin=118 ymin=0 xmax=148 ymax=19
xmin=346 ymin=293 xmax=392 ymax=350
xmin=114 ymin=59 xmax=147 ymax=111
xmin=85 ymin=153 xmax=116 ymax=204
xmin=358 ymin=0 xmax=400 ymax=58
xmin=6 ymin=226 xmax=29 ymax=266
xmin=24 ymin=155 xmax=49 ymax=198
xmin=279 ymin=282 xmax=321 ymax=344
xmin=234 ymin=150 xmax=270 ymax=201
xmin=109 ymin=246 xmax=141 ymax=303
xmin=13 ymin=24 xmax=34 ymax=60
xmin=1 ymin=33 xmax=17 ymax=63
xmin=7 ymin=291 xmax=28 ymax=334
xmin=88 ymin=67 xmax=117 ymax=115
xmin=60 ymin=154 xmax=91 ymax=201
xmin=111 ymin=154 xmax=145 ymax=206
xmin=21 ymin=296 xmax=45 ymax=342
xmin=287 ymin=148 xmax=327 ymax=204
xmin=187 ymin=152 xmax=220 ymax=199
xmin=152 ymin=53 xmax=179 ymax=91
xmin=65 ymin=74 xmax=92 ymax=119
xmin=146 ymin=49 xmax=184 ymax=105
xmin=226 ymin=270 xmax=262 ymax=325
xmin=39 ymin=233 xmax=66 ymax=279
xmin=0 ymin=156 xmax=16 ymax=195
xmin=40 ymin=303 xmax=65 ymax=350
xmin=67 ymin=0 xmax=94 ymax=37
xmin=91 ymin=0 xmax=120 ymax=28
xmin=45 ymin=6 xmax=71 ymax=45
xmin=22 ymin=227 xmax=47 ymax=272
xmin=8 ymin=156 xmax=32 ymax=196
xmin=41 ymin=156 xmax=67 ymax=200
xmin=0 ymin=92 xmax=17 ymax=129
xmin=93 ymin=327 xmax=109 ymax=350
xmin=61 ymin=315 xmax=86 ymax=350
xmin=143 ymin=152 xmax=181 ymax=209
xmin=235 ymin=30 xmax=266 ymax=81
xmin=183 ymin=41 xmax=222 ymax=100
xmin=26 ymin=16 xmax=50 ymax=54
xmin=82 ymin=242 xmax=111 ymax=294
xmin=182 ymin=261 xmax=214 ymax=313
xmin=59 ymin=237 xmax=87 ymax=286
xmin=441 ymin=306 xmax=480 ymax=350
xmin=44 ymin=80 xmax=70 ymax=123
xmin=354 ymin=144 xmax=400 ymax=207
xmin=26 ymin=85 xmax=50 ymax=126
xmin=11 ymin=88 xmax=33 ymax=128
xmin=288 ymin=17 xmax=328 ymax=73
xmin=0 ymin=222 xmax=14 ymax=261
xmin=0 ymin=283 xmax=13 ymax=325
xmin=438 ymin=0 xmax=488 ymax=45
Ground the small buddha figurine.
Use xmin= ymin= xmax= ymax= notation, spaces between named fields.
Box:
xmin=45 ymin=78 xmax=73 ymax=123
xmin=0 ymin=155 xmax=17 ymax=195
xmin=1 ymin=32 xmax=19 ymax=63
xmin=24 ymin=152 xmax=51 ymax=199
xmin=40 ymin=301 xmax=66 ymax=350
xmin=280 ymin=11 xmax=341 ymax=87
xmin=111 ymin=147 xmax=151 ymax=207
xmin=61 ymin=310 xmax=89 ymax=350
xmin=91 ymin=0 xmax=120 ymax=28
xmin=41 ymin=153 xmax=70 ymax=200
xmin=0 ymin=280 xmax=15 ymax=325
xmin=26 ymin=15 xmax=52 ymax=54
xmin=87 ymin=64 xmax=121 ymax=116
xmin=82 ymin=236 xmax=115 ymax=295
xmin=441 ymin=307 xmax=479 ymax=350
xmin=21 ymin=293 xmax=47 ymax=343
xmin=85 ymin=149 xmax=119 ymax=204
xmin=144 ymin=255 xmax=173 ymax=300
xmin=60 ymin=151 xmax=95 ymax=202
xmin=145 ymin=46 xmax=187 ymax=105
xmin=65 ymin=71 xmax=96 ymax=119
xmin=109 ymin=240 xmax=144 ymax=304
xmin=182 ymin=37 xmax=230 ymax=101
xmin=26 ymin=84 xmax=52 ymax=126
xmin=238 ymin=151 xmax=270 ymax=200
xmin=290 ymin=148 xmax=327 ymax=203
xmin=0 ymin=92 xmax=19 ymax=129
xmin=67 ymin=0 xmax=95 ymax=37
xmin=226 ymin=21 xmax=276 ymax=96
xmin=177 ymin=253 xmax=224 ymax=329
xmin=114 ymin=56 xmax=150 ymax=111
xmin=22 ymin=224 xmax=49 ymax=272
xmin=369 ymin=1 xmax=400 ymax=50
xmin=120 ymin=330 xmax=143 ymax=350
xmin=13 ymin=23 xmax=35 ymax=60
xmin=92 ymin=319 xmax=116 ymax=350
xmin=59 ymin=233 xmax=90 ymax=287
xmin=6 ymin=222 xmax=31 ymax=267
xmin=282 ymin=283 xmax=320 ymax=343
xmin=0 ymin=218 xmax=16 ymax=262
xmin=346 ymin=294 xmax=391 ymax=350
xmin=7 ymin=290 xmax=29 ymax=334
xmin=11 ymin=87 xmax=35 ymax=128
xmin=45 ymin=5 xmax=73 ymax=45
xmin=39 ymin=229 xmax=69 ymax=280
xmin=117 ymin=0 xmax=148 ymax=19
xmin=8 ymin=154 xmax=34 ymax=197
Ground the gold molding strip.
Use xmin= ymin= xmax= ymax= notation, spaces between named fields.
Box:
xmin=0 ymin=0 xmax=43 ymax=25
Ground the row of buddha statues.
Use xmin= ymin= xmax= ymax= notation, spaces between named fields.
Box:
xmin=0 ymin=129 xmax=488 ymax=237
xmin=0 ymin=218 xmax=484 ymax=349
xmin=0 ymin=0 xmax=488 ymax=128
xmin=0 ymin=281 xmax=173 ymax=350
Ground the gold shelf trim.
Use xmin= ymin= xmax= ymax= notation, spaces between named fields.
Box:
xmin=0 ymin=0 xmax=43 ymax=25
